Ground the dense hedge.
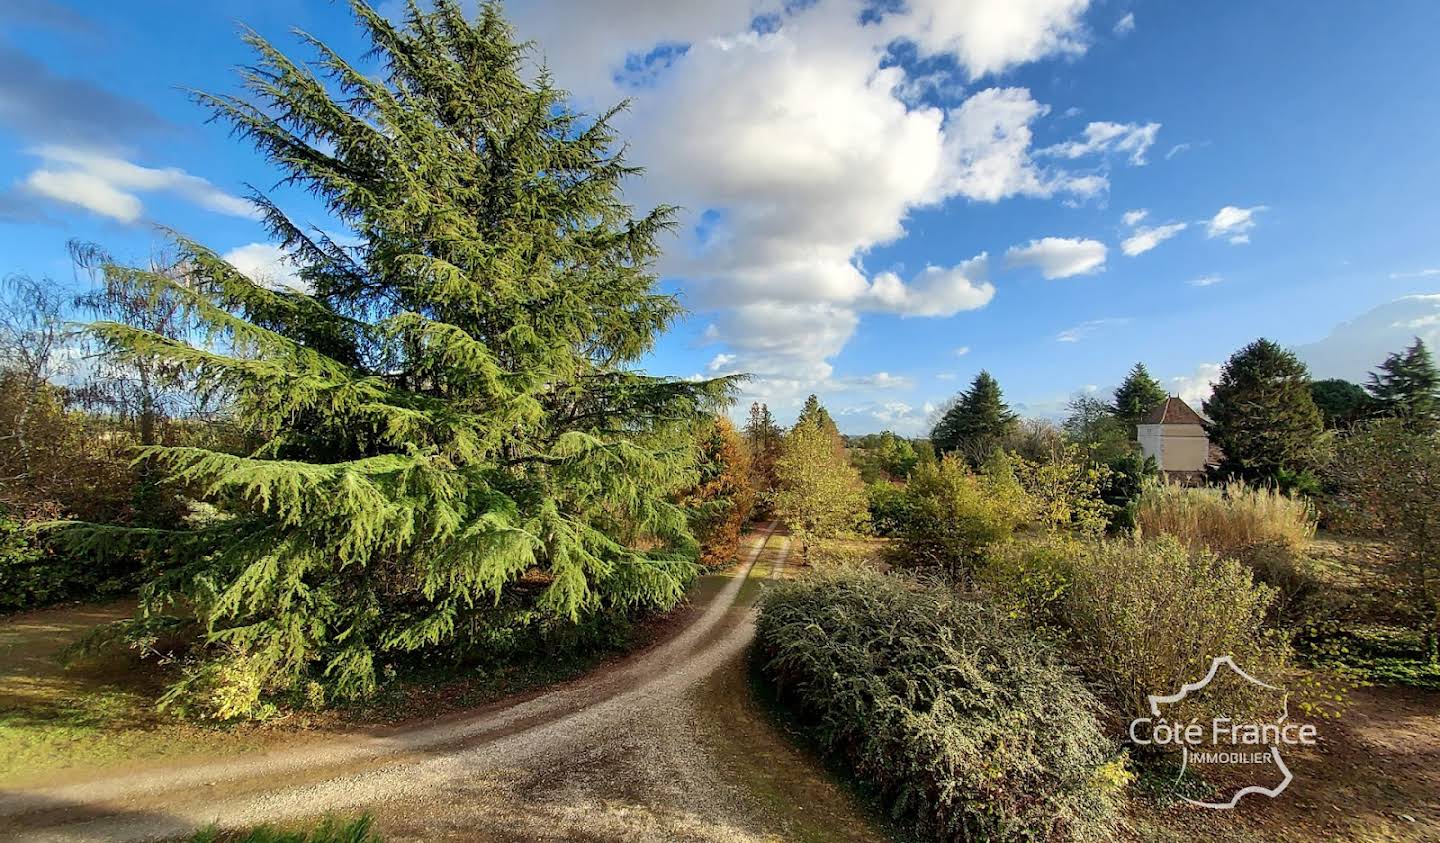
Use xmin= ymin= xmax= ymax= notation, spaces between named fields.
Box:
xmin=756 ymin=567 xmax=1125 ymax=842
xmin=0 ymin=515 xmax=138 ymax=612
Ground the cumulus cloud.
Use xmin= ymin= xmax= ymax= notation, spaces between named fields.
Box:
xmin=864 ymin=255 xmax=995 ymax=316
xmin=1121 ymin=208 xmax=1148 ymax=226
xmin=506 ymin=0 xmax=1143 ymax=407
xmin=1188 ymin=274 xmax=1223 ymax=287
xmin=1168 ymin=362 xmax=1221 ymax=407
xmin=955 ymin=345 xmax=971 ymax=356
xmin=1113 ymin=12 xmax=1136 ymax=35
xmin=1055 ymin=317 xmax=1129 ymax=342
xmin=1294 ymin=294 xmax=1440 ymax=382
xmin=1121 ymin=221 xmax=1187 ymax=256
xmin=222 ymin=243 xmax=306 ymax=292
xmin=1005 ymin=237 xmax=1107 ymax=279
xmin=1207 ymin=205 xmax=1266 ymax=244
xmin=22 ymin=146 xmax=257 ymax=223
xmin=1041 ymin=120 xmax=1161 ymax=165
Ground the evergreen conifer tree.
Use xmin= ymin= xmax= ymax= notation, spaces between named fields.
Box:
xmin=63 ymin=0 xmax=731 ymax=716
xmin=1367 ymin=338 xmax=1440 ymax=432
xmin=1309 ymin=378 xmax=1374 ymax=429
xmin=1111 ymin=362 xmax=1167 ymax=431
xmin=796 ymin=393 xmax=840 ymax=439
xmin=931 ymin=371 xmax=1017 ymax=466
xmin=1204 ymin=339 xmax=1323 ymax=482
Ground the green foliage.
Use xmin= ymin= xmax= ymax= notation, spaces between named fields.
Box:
xmin=796 ymin=394 xmax=840 ymax=439
xmin=894 ymin=453 xmax=1031 ymax=578
xmin=1097 ymin=451 xmax=1157 ymax=533
xmin=931 ymin=371 xmax=1018 ymax=466
xmin=1063 ymin=394 xmax=1134 ymax=466
xmin=772 ymin=411 xmax=869 ymax=549
xmin=977 ymin=535 xmax=1083 ymax=632
xmin=0 ymin=512 xmax=138 ymax=611
xmin=1308 ymin=378 xmax=1375 ymax=429
xmin=680 ymin=417 xmax=754 ymax=569
xmin=1367 ymin=337 xmax=1440 ymax=432
xmin=848 ymin=430 xmax=919 ymax=483
xmin=1204 ymin=338 xmax=1325 ymax=482
xmin=1059 ymin=536 xmax=1287 ymax=727
xmin=1010 ymin=444 xmax=1113 ymax=535
xmin=743 ymin=402 xmax=782 ymax=514
xmin=57 ymin=1 xmax=731 ymax=716
xmin=865 ymin=481 xmax=908 ymax=537
xmin=1111 ymin=363 xmax=1167 ymax=431
xmin=1327 ymin=419 xmax=1440 ymax=658
xmin=756 ymin=567 xmax=1126 ymax=843
xmin=190 ymin=815 xmax=382 ymax=843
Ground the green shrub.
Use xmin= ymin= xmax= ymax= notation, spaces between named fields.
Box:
xmin=190 ymin=815 xmax=381 ymax=842
xmin=895 ymin=453 xmax=1032 ymax=578
xmin=977 ymin=536 xmax=1083 ymax=631
xmin=0 ymin=513 xmax=139 ymax=612
xmin=865 ymin=481 xmax=908 ymax=537
xmin=757 ymin=567 xmax=1126 ymax=842
xmin=1010 ymin=445 xmax=1112 ymax=535
xmin=1060 ymin=536 xmax=1287 ymax=728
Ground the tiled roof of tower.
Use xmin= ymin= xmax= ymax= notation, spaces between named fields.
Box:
xmin=1141 ymin=396 xmax=1207 ymax=426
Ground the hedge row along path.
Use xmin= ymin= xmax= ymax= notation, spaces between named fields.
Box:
xmin=0 ymin=525 xmax=886 ymax=843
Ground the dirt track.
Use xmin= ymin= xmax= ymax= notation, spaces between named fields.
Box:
xmin=0 ymin=525 xmax=883 ymax=843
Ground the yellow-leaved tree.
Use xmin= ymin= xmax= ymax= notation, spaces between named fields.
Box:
xmin=772 ymin=409 xmax=868 ymax=554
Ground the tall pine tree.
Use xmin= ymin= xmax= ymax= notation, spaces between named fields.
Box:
xmin=1204 ymin=339 xmax=1323 ymax=482
xmin=65 ymin=1 xmax=731 ymax=717
xmin=1367 ymin=338 xmax=1440 ymax=432
xmin=1111 ymin=362 xmax=1167 ymax=431
xmin=931 ymin=371 xmax=1017 ymax=466
xmin=743 ymin=402 xmax=782 ymax=512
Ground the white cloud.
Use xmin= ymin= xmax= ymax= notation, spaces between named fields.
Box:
xmin=1121 ymin=208 xmax=1148 ymax=227
xmin=222 ymin=243 xmax=306 ymax=292
xmin=954 ymin=345 xmax=971 ymax=356
xmin=506 ymin=0 xmax=1132 ymax=407
xmin=937 ymin=372 xmax=957 ymax=381
xmin=1294 ymin=294 xmax=1440 ymax=382
xmin=24 ymin=168 xmax=141 ymax=222
xmin=1121 ymin=222 xmax=1188 ymax=256
xmin=1168 ymin=362 xmax=1221 ymax=407
xmin=1005 ymin=237 xmax=1107 ymax=279
xmin=842 ymin=371 xmax=915 ymax=390
xmin=1206 ymin=204 xmax=1266 ymax=244
xmin=1041 ymin=120 xmax=1161 ymax=165
xmin=1055 ymin=317 xmax=1129 ymax=343
xmin=874 ymin=0 xmax=1092 ymax=80
xmin=835 ymin=399 xmax=929 ymax=434
xmin=1389 ymin=268 xmax=1440 ymax=279
xmin=1114 ymin=12 xmax=1136 ymax=35
xmin=1188 ymin=274 xmax=1223 ymax=287
xmin=864 ymin=255 xmax=995 ymax=317
xmin=1165 ymin=142 xmax=1193 ymax=159
xmin=21 ymin=145 xmax=256 ymax=223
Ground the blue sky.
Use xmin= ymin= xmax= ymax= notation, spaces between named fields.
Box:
xmin=3 ymin=1 xmax=1440 ymax=434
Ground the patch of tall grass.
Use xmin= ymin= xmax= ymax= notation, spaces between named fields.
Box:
xmin=1134 ymin=480 xmax=1316 ymax=558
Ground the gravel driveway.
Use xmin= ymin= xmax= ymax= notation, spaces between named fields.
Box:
xmin=0 ymin=525 xmax=882 ymax=843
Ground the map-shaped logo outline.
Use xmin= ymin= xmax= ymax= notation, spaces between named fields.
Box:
xmin=1147 ymin=655 xmax=1293 ymax=810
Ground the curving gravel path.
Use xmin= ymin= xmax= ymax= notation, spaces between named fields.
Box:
xmin=0 ymin=525 xmax=853 ymax=843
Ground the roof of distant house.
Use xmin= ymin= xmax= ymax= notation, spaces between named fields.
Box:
xmin=1141 ymin=396 xmax=1207 ymax=426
